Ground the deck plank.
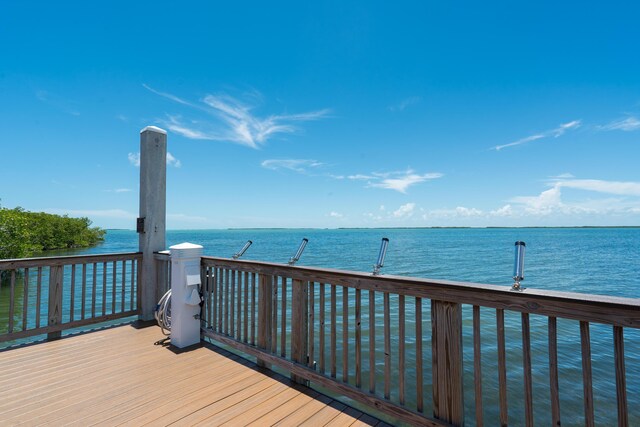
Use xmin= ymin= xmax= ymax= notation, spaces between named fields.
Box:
xmin=0 ymin=324 xmax=379 ymax=426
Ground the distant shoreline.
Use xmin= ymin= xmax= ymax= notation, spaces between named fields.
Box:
xmin=106 ymin=225 xmax=640 ymax=232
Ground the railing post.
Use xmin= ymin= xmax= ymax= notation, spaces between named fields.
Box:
xmin=291 ymin=279 xmax=309 ymax=385
xmin=47 ymin=265 xmax=63 ymax=340
xmin=257 ymin=273 xmax=273 ymax=368
xmin=431 ymin=299 xmax=464 ymax=426
xmin=138 ymin=126 xmax=167 ymax=321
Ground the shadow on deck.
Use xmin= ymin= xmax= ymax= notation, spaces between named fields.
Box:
xmin=0 ymin=324 xmax=386 ymax=426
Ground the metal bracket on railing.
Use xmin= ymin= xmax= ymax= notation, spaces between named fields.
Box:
xmin=232 ymin=240 xmax=253 ymax=259
xmin=511 ymin=241 xmax=526 ymax=291
xmin=289 ymin=238 xmax=308 ymax=266
xmin=372 ymin=238 xmax=389 ymax=275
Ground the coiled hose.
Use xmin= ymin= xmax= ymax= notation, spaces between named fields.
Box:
xmin=155 ymin=289 xmax=172 ymax=336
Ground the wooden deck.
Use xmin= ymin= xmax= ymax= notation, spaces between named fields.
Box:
xmin=0 ymin=324 xmax=384 ymax=426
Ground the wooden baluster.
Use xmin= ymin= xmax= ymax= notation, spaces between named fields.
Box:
xmin=69 ymin=265 xmax=76 ymax=321
xmin=281 ymin=276 xmax=287 ymax=357
xmin=47 ymin=265 xmax=63 ymax=340
xmin=416 ymin=297 xmax=423 ymax=413
xmin=355 ymin=288 xmax=362 ymax=388
xmin=309 ymin=281 xmax=315 ymax=369
xmin=80 ymin=263 xmax=90 ymax=320
xmin=580 ymin=321 xmax=595 ymax=427
xmin=271 ymin=276 xmax=278 ymax=354
xmin=236 ymin=271 xmax=242 ymax=339
xmin=224 ymin=269 xmax=229 ymax=335
xmin=129 ymin=260 xmax=134 ymax=312
xmin=111 ymin=261 xmax=116 ymax=314
xmin=522 ymin=313 xmax=534 ymax=426
xmin=251 ymin=272 xmax=256 ymax=345
xmin=229 ymin=270 xmax=236 ymax=338
xmin=79 ymin=264 xmax=86 ymax=320
xmin=291 ymin=279 xmax=309 ymax=384
xmin=432 ymin=300 xmax=464 ymax=426
xmin=497 ymin=309 xmax=508 ymax=426
xmin=369 ymin=290 xmax=376 ymax=394
xmin=613 ymin=326 xmax=628 ymax=427
xmin=399 ymin=294 xmax=406 ymax=405
xmin=548 ymin=317 xmax=561 ymax=427
xmin=342 ymin=286 xmax=349 ymax=383
xmin=8 ymin=270 xmax=16 ymax=334
xmin=218 ymin=268 xmax=224 ymax=332
xmin=136 ymin=258 xmax=142 ymax=313
xmin=319 ymin=283 xmax=326 ymax=374
xmin=121 ymin=261 xmax=126 ymax=313
xmin=331 ymin=284 xmax=337 ymax=378
xmin=201 ymin=266 xmax=208 ymax=328
xmin=244 ymin=271 xmax=249 ymax=343
xmin=22 ymin=268 xmax=30 ymax=331
xmin=92 ymin=263 xmax=97 ymax=318
xmin=384 ymin=292 xmax=391 ymax=399
xmin=257 ymin=273 xmax=273 ymax=368
xmin=102 ymin=262 xmax=107 ymax=317
xmin=36 ymin=267 xmax=42 ymax=328
xmin=473 ymin=305 xmax=483 ymax=426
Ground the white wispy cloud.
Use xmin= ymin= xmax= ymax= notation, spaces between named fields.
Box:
xmin=329 ymin=211 xmax=344 ymax=218
xmin=128 ymin=153 xmax=140 ymax=167
xmin=494 ymin=120 xmax=581 ymax=151
xmin=552 ymin=178 xmax=640 ymax=196
xmin=389 ymin=96 xmax=421 ymax=112
xmin=128 ymin=152 xmax=181 ymax=168
xmin=144 ymin=84 xmax=330 ymax=149
xmin=369 ymin=169 xmax=443 ymax=193
xmin=598 ymin=116 xmax=640 ymax=131
xmin=261 ymin=159 xmax=323 ymax=174
xmin=347 ymin=174 xmax=375 ymax=181
xmin=509 ymin=177 xmax=640 ymax=216
xmin=393 ymin=203 xmax=416 ymax=217
xmin=105 ymin=188 xmax=132 ymax=193
xmin=166 ymin=152 xmax=182 ymax=168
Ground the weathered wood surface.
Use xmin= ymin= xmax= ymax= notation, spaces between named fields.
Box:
xmin=614 ymin=325 xmax=628 ymax=427
xmin=204 ymin=329 xmax=448 ymax=427
xmin=0 ymin=252 xmax=141 ymax=269
xmin=431 ymin=300 xmax=464 ymax=426
xmin=0 ymin=325 xmax=382 ymax=426
xmin=47 ymin=265 xmax=63 ymax=340
xmin=473 ymin=305 xmax=483 ymax=426
xmin=201 ymin=257 xmax=640 ymax=328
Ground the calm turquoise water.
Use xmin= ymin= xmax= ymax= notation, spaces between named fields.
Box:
xmin=7 ymin=227 xmax=640 ymax=425
xmin=87 ymin=227 xmax=640 ymax=297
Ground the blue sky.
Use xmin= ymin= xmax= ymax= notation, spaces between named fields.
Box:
xmin=1 ymin=1 xmax=639 ymax=229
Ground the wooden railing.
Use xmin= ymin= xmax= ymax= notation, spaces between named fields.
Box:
xmin=199 ymin=256 xmax=640 ymax=426
xmin=0 ymin=252 xmax=142 ymax=343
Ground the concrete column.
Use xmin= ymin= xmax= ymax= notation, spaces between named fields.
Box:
xmin=138 ymin=126 xmax=167 ymax=321
xmin=170 ymin=242 xmax=203 ymax=348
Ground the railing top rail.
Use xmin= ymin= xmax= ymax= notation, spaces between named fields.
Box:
xmin=0 ymin=252 xmax=143 ymax=269
xmin=201 ymin=256 xmax=640 ymax=328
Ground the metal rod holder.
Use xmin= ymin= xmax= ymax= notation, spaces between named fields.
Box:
xmin=372 ymin=237 xmax=389 ymax=275
xmin=512 ymin=241 xmax=526 ymax=291
xmin=289 ymin=238 xmax=308 ymax=266
xmin=232 ymin=240 xmax=253 ymax=259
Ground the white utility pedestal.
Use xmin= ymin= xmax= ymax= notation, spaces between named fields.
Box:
xmin=170 ymin=242 xmax=203 ymax=348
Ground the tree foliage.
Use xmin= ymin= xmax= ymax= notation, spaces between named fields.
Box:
xmin=0 ymin=206 xmax=106 ymax=260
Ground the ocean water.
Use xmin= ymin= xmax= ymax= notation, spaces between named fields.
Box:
xmin=83 ymin=227 xmax=640 ymax=298
xmin=4 ymin=227 xmax=640 ymax=424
